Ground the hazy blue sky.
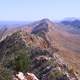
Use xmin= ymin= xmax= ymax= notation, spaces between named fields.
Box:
xmin=0 ymin=0 xmax=80 ymax=21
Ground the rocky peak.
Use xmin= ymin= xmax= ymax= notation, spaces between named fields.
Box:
xmin=32 ymin=18 xmax=55 ymax=34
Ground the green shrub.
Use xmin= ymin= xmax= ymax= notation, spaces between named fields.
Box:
xmin=0 ymin=64 xmax=11 ymax=80
xmin=6 ymin=48 xmax=31 ymax=73
xmin=49 ymin=71 xmax=64 ymax=80
xmin=14 ymin=53 xmax=31 ymax=72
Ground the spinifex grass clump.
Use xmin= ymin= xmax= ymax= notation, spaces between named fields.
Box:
xmin=0 ymin=64 xmax=12 ymax=80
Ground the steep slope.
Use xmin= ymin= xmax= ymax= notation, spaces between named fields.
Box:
xmin=32 ymin=19 xmax=80 ymax=76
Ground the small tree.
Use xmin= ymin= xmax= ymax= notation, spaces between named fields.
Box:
xmin=14 ymin=53 xmax=31 ymax=72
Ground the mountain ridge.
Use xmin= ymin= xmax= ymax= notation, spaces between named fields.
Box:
xmin=0 ymin=19 xmax=80 ymax=80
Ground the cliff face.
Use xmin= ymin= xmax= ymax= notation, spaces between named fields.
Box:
xmin=0 ymin=19 xmax=79 ymax=80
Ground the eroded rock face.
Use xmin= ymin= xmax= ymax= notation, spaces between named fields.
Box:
xmin=20 ymin=30 xmax=49 ymax=48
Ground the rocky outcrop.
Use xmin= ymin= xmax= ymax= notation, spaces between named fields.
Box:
xmin=20 ymin=30 xmax=48 ymax=48
xmin=13 ymin=72 xmax=39 ymax=80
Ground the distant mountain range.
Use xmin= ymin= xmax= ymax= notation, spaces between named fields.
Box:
xmin=56 ymin=18 xmax=80 ymax=34
xmin=61 ymin=19 xmax=80 ymax=28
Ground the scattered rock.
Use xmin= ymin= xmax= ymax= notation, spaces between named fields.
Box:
xmin=13 ymin=72 xmax=39 ymax=80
